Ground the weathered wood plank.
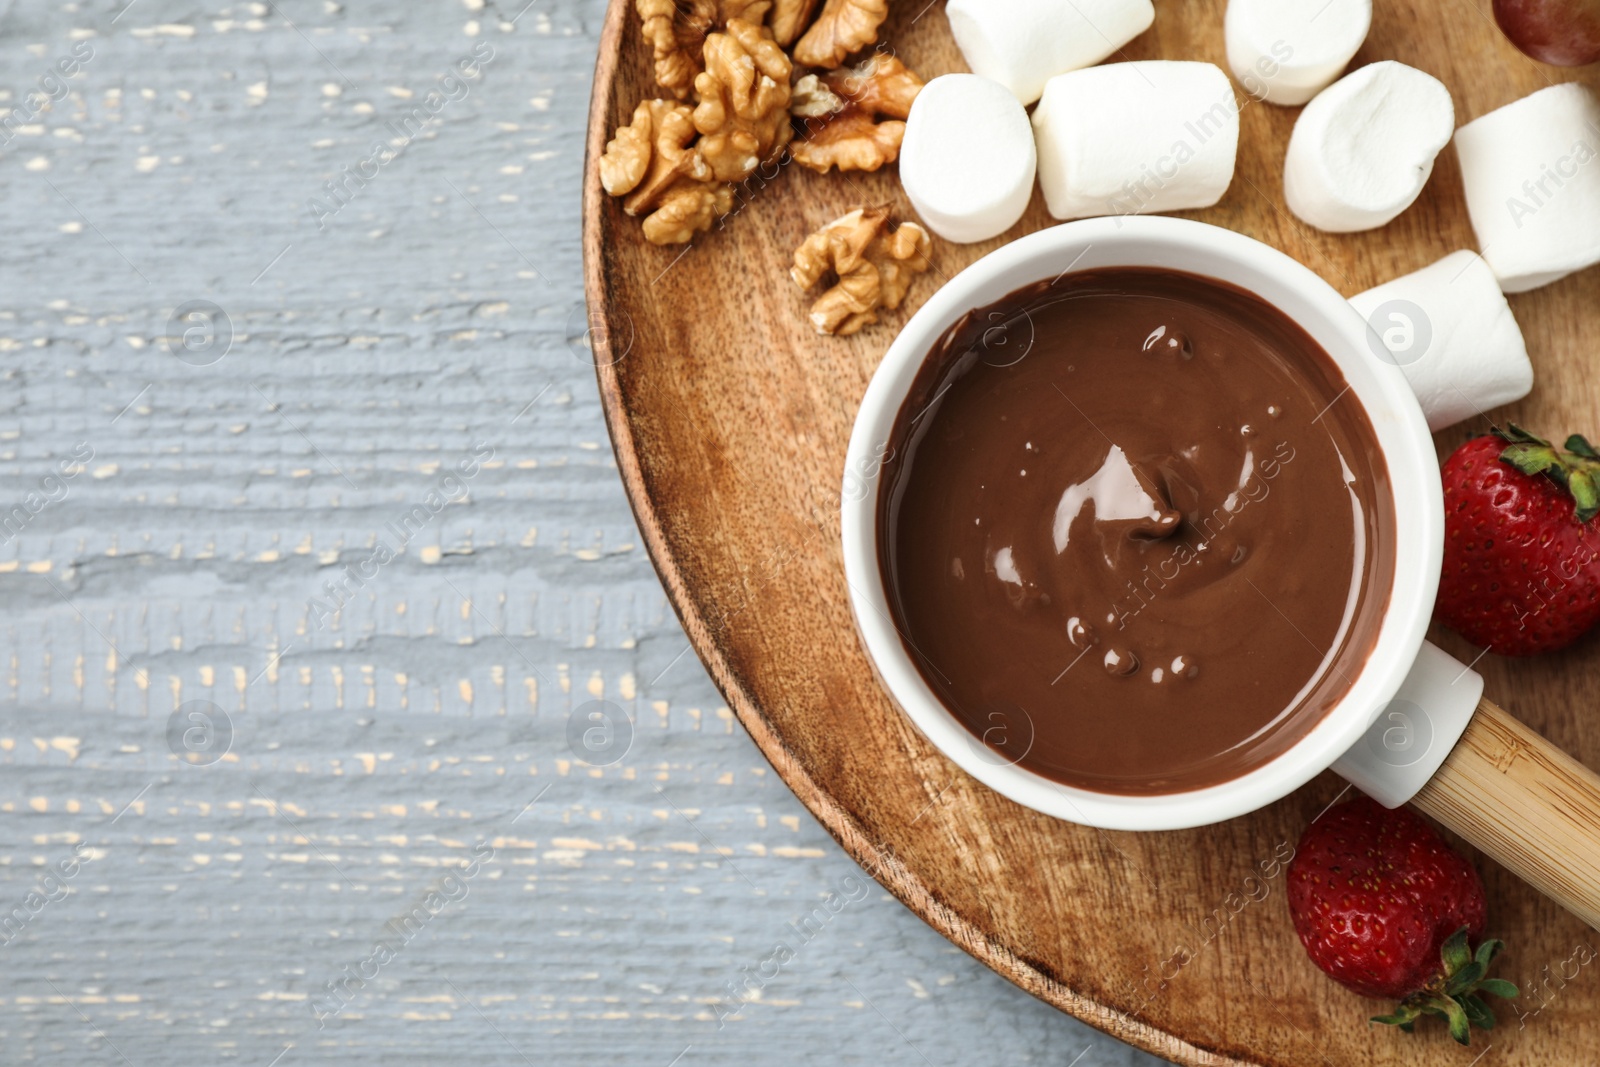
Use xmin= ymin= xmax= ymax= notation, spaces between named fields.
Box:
xmin=0 ymin=0 xmax=1163 ymax=1064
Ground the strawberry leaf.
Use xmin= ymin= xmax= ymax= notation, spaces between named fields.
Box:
xmin=1566 ymin=434 xmax=1600 ymax=460
xmin=1498 ymin=423 xmax=1550 ymax=446
xmin=1372 ymin=930 xmax=1518 ymax=1045
xmin=1499 ymin=441 xmax=1561 ymax=478
xmin=1441 ymin=928 xmax=1472 ymax=974
xmin=1495 ymin=428 xmax=1600 ymax=524
xmin=1424 ymin=993 xmax=1472 ymax=1045
xmin=1477 ymin=978 xmax=1519 ymax=999
xmin=1446 ymin=1008 xmax=1471 ymax=1045
xmin=1444 ymin=961 xmax=1486 ymax=996
xmin=1571 ymin=470 xmax=1600 ymax=523
xmin=1460 ymin=994 xmax=1495 ymax=1031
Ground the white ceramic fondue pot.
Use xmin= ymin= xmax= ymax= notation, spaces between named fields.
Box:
xmin=841 ymin=216 xmax=1600 ymax=930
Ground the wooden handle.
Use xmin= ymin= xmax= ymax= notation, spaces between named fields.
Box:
xmin=1412 ymin=696 xmax=1600 ymax=931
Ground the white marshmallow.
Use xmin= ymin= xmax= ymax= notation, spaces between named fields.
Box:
xmin=1454 ymin=83 xmax=1600 ymax=294
xmin=1283 ymin=61 xmax=1454 ymax=234
xmin=899 ymin=75 xmax=1038 ymax=244
xmin=1349 ymin=251 xmax=1532 ymax=431
xmin=946 ymin=0 xmax=1154 ymax=106
xmin=1224 ymin=0 xmax=1370 ymax=106
xmin=1032 ymin=62 xmax=1239 ymax=222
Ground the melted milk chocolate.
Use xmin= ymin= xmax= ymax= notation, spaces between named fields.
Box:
xmin=877 ymin=268 xmax=1394 ymax=795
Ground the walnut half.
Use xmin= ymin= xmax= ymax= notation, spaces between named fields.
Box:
xmin=600 ymin=99 xmax=733 ymax=245
xmin=693 ymin=18 xmax=794 ymax=183
xmin=768 ymin=0 xmax=821 ymax=46
xmin=635 ymin=0 xmax=775 ymax=99
xmin=791 ymin=0 xmax=888 ymax=69
xmin=791 ymin=206 xmax=933 ymax=336
xmin=791 ymin=54 xmax=924 ymax=174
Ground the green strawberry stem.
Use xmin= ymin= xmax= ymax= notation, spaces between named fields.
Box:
xmin=1370 ymin=928 xmax=1519 ymax=1045
xmin=1496 ymin=424 xmax=1600 ymax=523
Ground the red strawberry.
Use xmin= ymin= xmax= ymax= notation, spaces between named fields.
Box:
xmin=1287 ymin=797 xmax=1517 ymax=1044
xmin=1435 ymin=425 xmax=1600 ymax=656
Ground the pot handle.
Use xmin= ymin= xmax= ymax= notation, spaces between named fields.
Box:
xmin=1332 ymin=641 xmax=1600 ymax=930
xmin=1411 ymin=698 xmax=1600 ymax=932
xmin=1331 ymin=641 xmax=1482 ymax=807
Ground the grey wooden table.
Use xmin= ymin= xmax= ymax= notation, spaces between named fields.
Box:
xmin=0 ymin=2 xmax=1171 ymax=1063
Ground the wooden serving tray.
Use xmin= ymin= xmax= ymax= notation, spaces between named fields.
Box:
xmin=582 ymin=2 xmax=1600 ymax=1062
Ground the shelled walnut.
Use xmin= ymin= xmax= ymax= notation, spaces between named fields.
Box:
xmin=607 ymin=0 xmax=931 ymax=316
xmin=792 ymin=0 xmax=889 ymax=69
xmin=693 ymin=19 xmax=794 ymax=183
xmin=641 ymin=181 xmax=735 ymax=244
xmin=635 ymin=0 xmax=774 ymax=98
xmin=791 ymin=54 xmax=923 ymax=173
xmin=600 ymin=99 xmax=733 ymax=245
xmin=791 ymin=206 xmax=933 ymax=336
xmin=768 ymin=0 xmax=821 ymax=46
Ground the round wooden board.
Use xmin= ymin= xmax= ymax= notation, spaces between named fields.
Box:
xmin=582 ymin=2 xmax=1600 ymax=1063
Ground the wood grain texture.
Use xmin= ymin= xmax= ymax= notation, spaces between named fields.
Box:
xmin=584 ymin=0 xmax=1600 ymax=1063
xmin=1416 ymin=698 xmax=1600 ymax=933
xmin=0 ymin=2 xmax=1168 ymax=1065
